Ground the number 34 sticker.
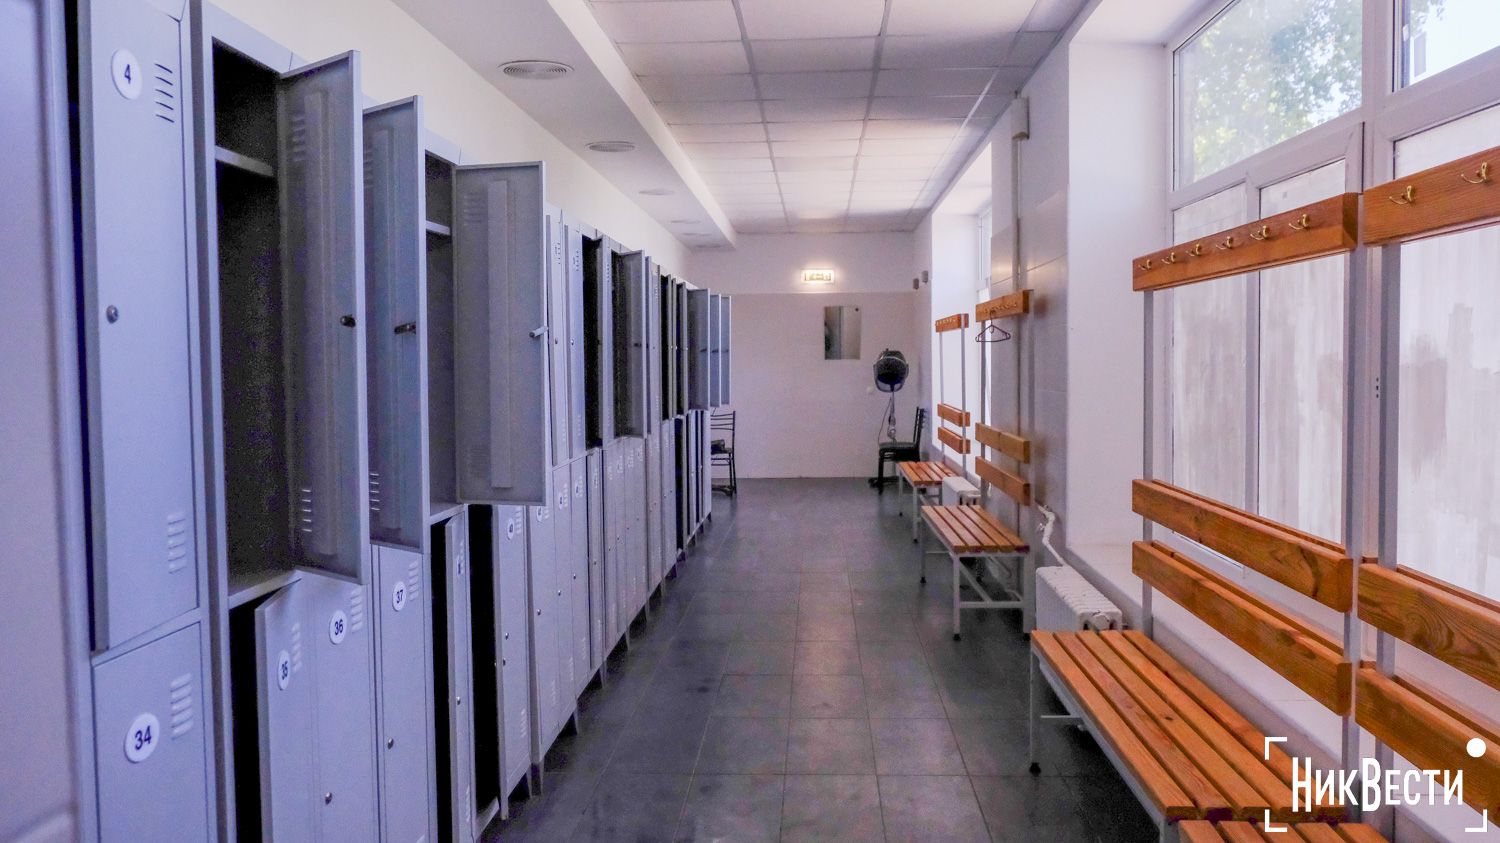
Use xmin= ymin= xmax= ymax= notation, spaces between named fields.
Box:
xmin=124 ymin=712 xmax=159 ymax=763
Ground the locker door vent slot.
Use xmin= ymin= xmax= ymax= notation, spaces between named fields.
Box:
xmin=152 ymin=61 xmax=177 ymax=123
xmin=168 ymin=671 xmax=195 ymax=738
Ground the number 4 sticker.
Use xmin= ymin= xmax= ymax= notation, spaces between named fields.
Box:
xmin=111 ymin=49 xmax=143 ymax=100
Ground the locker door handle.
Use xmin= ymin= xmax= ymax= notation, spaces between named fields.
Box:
xmin=386 ymin=738 xmax=395 ymax=749
xmin=340 ymin=314 xmax=356 ymax=327
xmin=394 ymin=322 xmax=417 ymax=335
xmin=530 ymin=326 xmax=548 ymax=339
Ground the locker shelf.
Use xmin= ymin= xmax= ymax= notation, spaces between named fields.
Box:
xmin=227 ymin=563 xmax=303 ymax=609
xmin=213 ymin=145 xmax=275 ymax=178
xmin=423 ymin=219 xmax=451 ymax=237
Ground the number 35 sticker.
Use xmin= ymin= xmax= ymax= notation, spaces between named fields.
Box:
xmin=125 ymin=712 xmax=159 ymax=763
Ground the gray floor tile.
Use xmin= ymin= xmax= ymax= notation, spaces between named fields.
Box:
xmin=855 ymin=612 xmax=919 ymax=642
xmin=672 ymin=775 xmax=784 ymax=843
xmin=794 ymin=640 xmax=862 ymax=675
xmin=799 ymin=556 xmax=847 ymax=572
xmin=610 ymin=714 xmax=711 ymax=773
xmin=724 ymin=640 xmax=796 ymax=675
xmin=800 ymin=571 xmax=852 ymax=591
xmin=786 ymin=717 xmax=875 ymax=774
xmin=863 ymin=673 xmax=947 ymax=719
xmin=970 ymin=775 xmax=1097 ymax=843
xmin=870 ymin=718 xmax=966 ymax=775
xmin=697 ymin=716 xmax=789 ymax=774
xmin=790 ymin=673 xmax=867 ymax=718
xmin=877 ymin=776 xmax=989 ymax=843
xmin=797 ymin=614 xmax=858 ymax=641
xmin=713 ymin=674 xmax=793 ymax=717
xmin=781 ymin=775 xmax=886 ymax=842
xmin=736 ymin=612 xmax=799 ymax=642
xmin=572 ymin=772 xmax=693 ymax=842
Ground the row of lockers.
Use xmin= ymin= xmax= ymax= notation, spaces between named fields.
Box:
xmin=55 ymin=0 xmax=727 ymax=840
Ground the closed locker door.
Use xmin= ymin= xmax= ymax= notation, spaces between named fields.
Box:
xmin=362 ymin=99 xmax=425 ymax=550
xmin=301 ymin=572 xmax=379 ymax=840
xmin=525 ymin=503 xmax=560 ymax=750
xmin=719 ymin=297 xmax=731 ymax=405
xmin=452 ymin=163 xmax=548 ymax=505
xmin=545 ymin=212 xmax=570 ymax=465
xmin=549 ymin=463 xmax=576 ymax=705
xmin=566 ymin=226 xmax=586 ymax=458
xmin=493 ymin=506 xmax=531 ymax=787
xmin=373 ymin=545 xmax=435 ymax=843
xmin=645 ymin=434 xmax=661 ymax=589
xmin=279 ymin=53 xmax=371 ymax=584
xmin=661 ymin=425 xmax=676 ymax=570
xmin=255 ymin=583 xmax=317 ymax=841
xmin=442 ymin=513 xmax=476 ymax=841
xmin=81 ymin=0 xmax=199 ymax=647
xmin=585 ymin=453 xmax=605 ymax=666
xmin=93 ymin=624 xmax=211 ymax=842
xmin=632 ymin=442 xmax=648 ymax=599
xmin=569 ymin=465 xmax=592 ymax=689
xmin=625 ymin=446 xmax=641 ymax=609
xmin=601 ymin=446 xmax=618 ymax=644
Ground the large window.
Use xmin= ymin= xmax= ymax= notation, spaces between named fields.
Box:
xmin=1175 ymin=0 xmax=1362 ymax=185
xmin=1402 ymin=0 xmax=1500 ymax=86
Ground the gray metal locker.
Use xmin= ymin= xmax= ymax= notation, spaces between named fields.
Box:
xmin=79 ymin=0 xmax=200 ymax=647
xmin=254 ymin=582 xmax=317 ymax=840
xmin=645 ymin=433 xmax=662 ymax=590
xmin=660 ymin=423 xmax=678 ymax=574
xmin=301 ymin=572 xmax=380 ymax=840
xmin=525 ymin=501 xmax=561 ymax=762
xmin=719 ymin=296 xmax=732 ymax=405
xmin=545 ymin=210 xmax=571 ymax=465
xmin=687 ymin=290 xmax=711 ymax=411
xmin=280 ymin=54 xmax=372 ymax=583
xmin=438 ymin=512 xmax=478 ymax=841
xmin=93 ymin=624 xmax=211 ymax=842
xmin=676 ymin=283 xmax=691 ymax=414
xmin=452 ymin=163 xmax=549 ymax=505
xmin=363 ymin=99 xmax=427 ymax=551
xmin=700 ymin=412 xmax=713 ymax=521
xmin=492 ymin=506 xmax=532 ymax=793
xmin=565 ymin=223 xmax=587 ymax=459
xmin=373 ymin=545 xmax=436 ymax=843
xmin=550 ymin=462 xmax=577 ymax=701
xmin=600 ymin=444 xmax=621 ymax=648
xmin=585 ymin=452 xmax=606 ymax=664
xmin=569 ymin=462 xmax=593 ymax=691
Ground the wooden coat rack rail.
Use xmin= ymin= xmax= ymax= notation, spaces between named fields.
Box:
xmin=1363 ymin=142 xmax=1500 ymax=244
xmin=975 ymin=289 xmax=1031 ymax=321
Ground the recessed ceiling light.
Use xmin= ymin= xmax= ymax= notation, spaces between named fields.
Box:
xmin=499 ymin=59 xmax=573 ymax=80
xmin=671 ymin=218 xmax=702 ymax=225
xmin=586 ymin=140 xmax=636 ymax=153
xmin=639 ymin=188 xmax=675 ymax=196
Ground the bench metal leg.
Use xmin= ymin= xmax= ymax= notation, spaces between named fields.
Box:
xmin=951 ymin=551 xmax=962 ymax=640
xmin=1028 ymin=650 xmax=1042 ymax=775
xmin=910 ymin=483 xmax=921 ymax=541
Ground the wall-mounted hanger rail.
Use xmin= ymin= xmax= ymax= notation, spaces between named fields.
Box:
xmin=934 ymin=312 xmax=970 ymax=332
xmin=974 ymin=289 xmax=1031 ymax=321
xmin=1363 ymin=142 xmax=1500 ymax=245
xmin=1131 ymin=193 xmax=1359 ymax=292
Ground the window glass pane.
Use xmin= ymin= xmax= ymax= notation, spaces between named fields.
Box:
xmin=1403 ymin=0 xmax=1500 ymax=86
xmin=1170 ymin=187 xmax=1249 ymax=507
xmin=1395 ymin=103 xmax=1500 ymax=176
xmin=1257 ymin=163 xmax=1347 ymax=541
xmin=1176 ymin=0 xmax=1362 ymax=186
xmin=1397 ymin=223 xmax=1500 ymax=599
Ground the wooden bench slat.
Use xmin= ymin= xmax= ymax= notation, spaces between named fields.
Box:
xmin=936 ymin=403 xmax=970 ymax=427
xmin=1358 ymin=562 xmax=1500 ymax=693
xmin=1217 ymin=822 xmax=1270 ymax=843
xmin=1334 ymin=825 xmax=1392 ymax=843
xmin=923 ymin=505 xmax=979 ymax=553
xmin=973 ymin=422 xmax=1030 ymax=463
xmin=1075 ymin=634 xmax=1269 ymax=820
xmin=1032 ymin=632 xmax=1198 ymax=820
xmin=1053 ymin=635 xmax=1235 ymax=820
xmin=923 ymin=505 xmax=1026 ymax=554
xmin=1133 ymin=542 xmax=1351 ymax=714
xmin=1169 ymin=482 xmax=1344 ymax=555
xmin=937 ymin=427 xmax=971 ymax=454
xmin=961 ymin=506 xmax=1022 ymax=550
xmin=1179 ymin=821 xmax=1225 ymax=843
xmin=1177 ymin=822 xmax=1386 ymax=843
xmin=975 ymin=456 xmax=1031 ymax=506
xmin=1132 ymin=479 xmax=1352 ymax=611
xmin=898 ymin=461 xmax=953 ymax=487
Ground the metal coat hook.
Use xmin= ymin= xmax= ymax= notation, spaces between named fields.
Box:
xmin=975 ymin=322 xmax=1012 ymax=343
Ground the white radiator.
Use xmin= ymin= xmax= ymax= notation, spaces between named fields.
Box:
xmin=1035 ymin=565 xmax=1122 ymax=632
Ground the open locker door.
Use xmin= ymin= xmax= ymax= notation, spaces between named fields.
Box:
xmin=278 ymin=52 xmax=371 ymax=583
xmin=363 ymin=98 xmax=427 ymax=550
xmin=614 ymin=250 xmax=648 ymax=436
xmin=255 ymin=584 xmax=317 ymax=841
xmin=452 ymin=163 xmax=550 ymax=505
xmin=566 ymin=223 xmax=587 ymax=458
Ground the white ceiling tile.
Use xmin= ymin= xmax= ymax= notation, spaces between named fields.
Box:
xmin=750 ymin=38 xmax=877 ymax=72
xmin=886 ymin=0 xmax=1033 ymax=36
xmin=858 ymin=136 xmax=957 ymax=156
xmin=591 ymin=0 xmax=741 ymax=43
xmin=775 ymin=170 xmax=855 ymax=184
xmin=766 ymin=120 xmax=864 ymax=141
xmin=671 ymin=122 xmax=767 ymax=142
xmin=740 ymin=0 xmax=885 ymax=39
xmin=773 ymin=139 xmax=862 ymax=157
xmin=854 ymin=169 xmax=934 ymax=182
xmin=859 ymin=154 xmax=944 ymax=169
xmin=618 ymin=41 xmax=750 ymax=75
xmin=875 ymin=68 xmax=998 ymax=97
xmin=862 ymin=118 xmax=964 ymax=139
xmin=639 ymin=74 xmax=756 ymax=102
xmin=685 ymin=141 xmax=772 ymax=158
xmin=696 ymin=156 xmax=775 ymax=172
xmin=1007 ymin=30 xmax=1058 ymax=66
xmin=657 ymin=99 xmax=764 ymax=124
xmin=775 ymin=156 xmax=856 ymax=171
xmin=881 ymin=33 xmax=1014 ymax=69
xmin=868 ymin=95 xmax=980 ymax=120
xmin=759 ymin=71 xmax=872 ymax=99
xmin=736 ymin=220 xmax=791 ymax=233
xmin=763 ymin=98 xmax=868 ymax=122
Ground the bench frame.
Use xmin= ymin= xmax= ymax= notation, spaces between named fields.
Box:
xmin=919 ymin=504 xmax=1031 ymax=638
xmin=894 ymin=460 xmax=953 ymax=542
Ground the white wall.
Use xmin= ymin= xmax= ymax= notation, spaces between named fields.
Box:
xmin=210 ymin=0 xmax=688 ymax=270
xmin=686 ymin=232 xmax=919 ymax=478
xmin=926 ymin=212 xmax=982 ymax=474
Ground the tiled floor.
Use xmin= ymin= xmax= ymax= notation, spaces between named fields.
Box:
xmin=483 ymin=478 xmax=1157 ymax=842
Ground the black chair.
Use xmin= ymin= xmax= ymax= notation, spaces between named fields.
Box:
xmin=710 ymin=410 xmax=736 ymax=496
xmin=872 ymin=407 xmax=926 ymax=493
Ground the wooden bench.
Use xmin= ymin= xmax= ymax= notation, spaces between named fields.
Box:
xmin=1178 ymin=821 xmax=1386 ymax=843
xmin=1030 ymin=481 xmax=1354 ymax=840
xmin=895 ymin=460 xmax=956 ymax=540
xmin=919 ymin=502 xmax=1029 ymax=639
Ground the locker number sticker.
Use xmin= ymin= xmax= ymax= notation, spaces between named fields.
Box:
xmin=574 ymin=480 xmax=584 ymax=498
xmin=277 ymin=650 xmax=292 ymax=690
xmin=124 ymin=712 xmax=160 ymax=763
xmin=328 ymin=610 xmax=349 ymax=645
xmin=111 ymin=49 xmax=144 ymax=100
xmin=507 ymin=518 xmax=518 ymax=540
xmin=391 ymin=581 xmax=407 ymax=612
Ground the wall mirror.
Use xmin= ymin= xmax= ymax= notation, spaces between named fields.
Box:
xmin=823 ymin=305 xmax=861 ymax=360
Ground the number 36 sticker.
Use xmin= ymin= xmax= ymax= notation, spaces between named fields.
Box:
xmin=125 ymin=712 xmax=159 ymax=763
xmin=328 ymin=610 xmax=348 ymax=645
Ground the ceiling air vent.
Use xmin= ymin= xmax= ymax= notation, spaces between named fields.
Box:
xmin=639 ymin=188 xmax=675 ymax=196
xmin=586 ymin=140 xmax=637 ymax=153
xmin=499 ymin=60 xmax=573 ymax=80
